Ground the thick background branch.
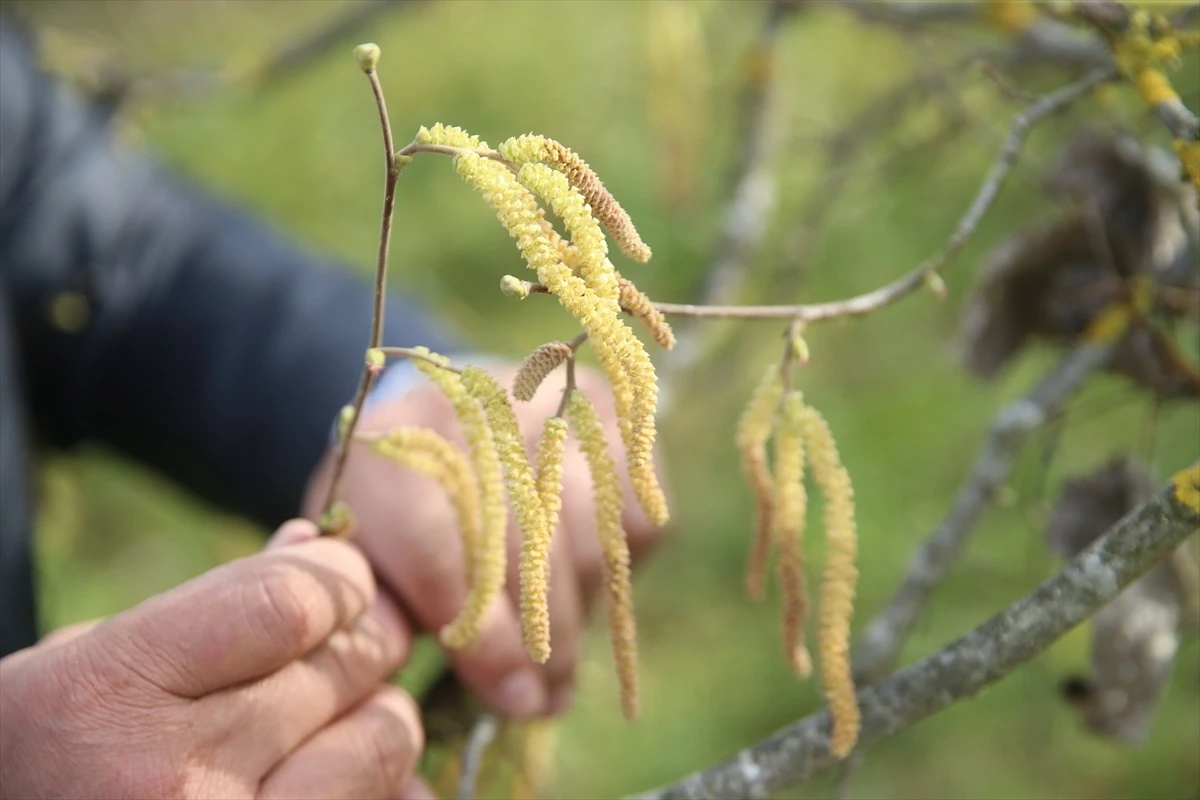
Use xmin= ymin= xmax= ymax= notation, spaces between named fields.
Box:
xmin=632 ymin=470 xmax=1200 ymax=800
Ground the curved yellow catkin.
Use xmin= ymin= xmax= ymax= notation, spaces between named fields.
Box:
xmin=452 ymin=152 xmax=662 ymax=512
xmin=415 ymin=122 xmax=488 ymax=149
xmin=736 ymin=365 xmax=784 ymax=601
xmin=801 ymin=405 xmax=861 ymax=759
xmin=499 ymin=134 xmax=652 ymax=263
xmin=567 ymin=390 xmax=640 ymax=720
xmin=461 ymin=366 xmax=553 ymax=663
xmin=516 ymin=161 xmax=660 ymax=470
xmin=618 ymin=276 xmax=675 ymax=350
xmin=370 ymin=427 xmax=481 ymax=584
xmin=410 ymin=349 xmax=507 ymax=650
xmin=516 ymin=159 xmax=618 ymax=304
xmin=513 ymin=341 xmax=574 ymax=402
xmin=774 ymin=392 xmax=812 ymax=679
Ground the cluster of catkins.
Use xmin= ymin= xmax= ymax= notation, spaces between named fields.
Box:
xmin=736 ymin=364 xmax=862 ymax=758
xmin=369 ymin=124 xmax=675 ymax=719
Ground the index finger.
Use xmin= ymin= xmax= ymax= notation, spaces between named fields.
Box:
xmin=92 ymin=528 xmax=377 ymax=698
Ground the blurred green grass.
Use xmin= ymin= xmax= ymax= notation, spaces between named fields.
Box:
xmin=18 ymin=2 xmax=1200 ymax=798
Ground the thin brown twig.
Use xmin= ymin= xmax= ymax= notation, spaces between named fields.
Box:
xmin=648 ymin=65 xmax=1117 ymax=322
xmin=630 ymin=468 xmax=1200 ymax=800
xmin=376 ymin=346 xmax=465 ymax=373
xmin=318 ymin=65 xmax=398 ymax=533
xmin=555 ymin=355 xmax=579 ymax=419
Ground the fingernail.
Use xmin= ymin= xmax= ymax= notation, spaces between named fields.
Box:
xmin=496 ymin=669 xmax=547 ymax=719
xmin=265 ymin=519 xmax=319 ymax=550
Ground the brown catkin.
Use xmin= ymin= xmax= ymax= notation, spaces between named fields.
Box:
xmin=500 ymin=135 xmax=653 ymax=263
xmin=736 ymin=364 xmax=784 ymax=600
xmin=619 ymin=277 xmax=676 ymax=350
xmin=801 ymin=405 xmax=861 ymax=759
xmin=567 ymin=390 xmax=640 ymax=719
xmin=513 ymin=342 xmax=574 ymax=402
xmin=410 ymin=349 xmax=507 ymax=651
xmin=461 ymin=366 xmax=554 ymax=663
xmin=774 ymin=392 xmax=812 ymax=678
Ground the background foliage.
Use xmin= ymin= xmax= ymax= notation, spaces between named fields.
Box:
xmin=14 ymin=1 xmax=1199 ymax=798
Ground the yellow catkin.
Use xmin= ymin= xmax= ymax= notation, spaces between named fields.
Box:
xmin=461 ymin=366 xmax=553 ymax=663
xmin=618 ymin=276 xmax=676 ymax=350
xmin=452 ymin=151 xmax=662 ymax=520
xmin=410 ymin=349 xmax=507 ymax=651
xmin=510 ymin=720 xmax=558 ymax=800
xmin=499 ymin=134 xmax=652 ymax=263
xmin=517 ymin=160 xmax=619 ymax=303
xmin=536 ymin=417 xmax=570 ymax=534
xmin=513 ymin=341 xmax=574 ymax=402
xmin=370 ymin=427 xmax=481 ymax=585
xmin=415 ymin=122 xmax=488 ymax=149
xmin=736 ymin=365 xmax=784 ymax=601
xmin=801 ymin=405 xmax=861 ymax=759
xmin=567 ymin=390 xmax=640 ymax=720
xmin=516 ymin=162 xmax=660 ymax=474
xmin=775 ymin=392 xmax=812 ymax=678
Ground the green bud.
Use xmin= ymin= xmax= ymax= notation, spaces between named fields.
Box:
xmin=337 ymin=404 xmax=355 ymax=441
xmin=353 ymin=43 xmax=381 ymax=72
xmin=924 ymin=271 xmax=948 ymax=301
xmin=500 ymin=274 xmax=530 ymax=299
xmin=366 ymin=347 xmax=386 ymax=372
xmin=320 ymin=501 xmax=356 ymax=538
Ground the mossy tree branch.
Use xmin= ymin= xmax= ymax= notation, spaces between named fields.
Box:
xmin=631 ymin=467 xmax=1200 ymax=800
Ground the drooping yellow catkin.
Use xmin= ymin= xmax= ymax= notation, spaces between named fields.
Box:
xmin=461 ymin=366 xmax=553 ymax=663
xmin=567 ymin=390 xmax=640 ymax=720
xmin=619 ymin=277 xmax=676 ymax=350
xmin=801 ymin=405 xmax=861 ymax=759
xmin=513 ymin=342 xmax=574 ymax=402
xmin=517 ymin=160 xmax=619 ymax=303
xmin=535 ymin=417 xmax=569 ymax=534
xmin=415 ymin=122 xmax=488 ymax=149
xmin=516 ymin=162 xmax=661 ymax=472
xmin=370 ymin=427 xmax=481 ymax=585
xmin=736 ymin=364 xmax=784 ymax=601
xmin=514 ymin=416 xmax=568 ymax=665
xmin=499 ymin=134 xmax=652 ymax=263
xmin=410 ymin=349 xmax=507 ymax=651
xmin=774 ymin=392 xmax=812 ymax=678
xmin=453 ymin=150 xmax=661 ymax=493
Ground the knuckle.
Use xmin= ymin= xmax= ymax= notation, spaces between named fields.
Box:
xmin=248 ymin=565 xmax=317 ymax=656
xmin=361 ymin=691 xmax=422 ymax=791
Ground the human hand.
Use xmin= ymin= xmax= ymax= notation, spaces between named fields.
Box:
xmin=304 ymin=362 xmax=670 ymax=719
xmin=0 ymin=520 xmax=430 ymax=800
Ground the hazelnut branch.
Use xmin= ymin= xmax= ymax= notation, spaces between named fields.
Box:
xmin=318 ymin=44 xmax=399 ymax=535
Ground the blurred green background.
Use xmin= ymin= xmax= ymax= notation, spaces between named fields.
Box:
xmin=10 ymin=1 xmax=1199 ymax=798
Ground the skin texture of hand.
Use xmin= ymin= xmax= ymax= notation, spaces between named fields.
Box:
xmin=304 ymin=362 xmax=670 ymax=719
xmin=0 ymin=521 xmax=432 ymax=800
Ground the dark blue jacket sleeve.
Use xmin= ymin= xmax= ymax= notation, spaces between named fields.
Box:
xmin=0 ymin=18 xmax=459 ymax=527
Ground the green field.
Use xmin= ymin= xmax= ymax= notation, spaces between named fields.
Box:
xmin=17 ymin=2 xmax=1200 ymax=798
